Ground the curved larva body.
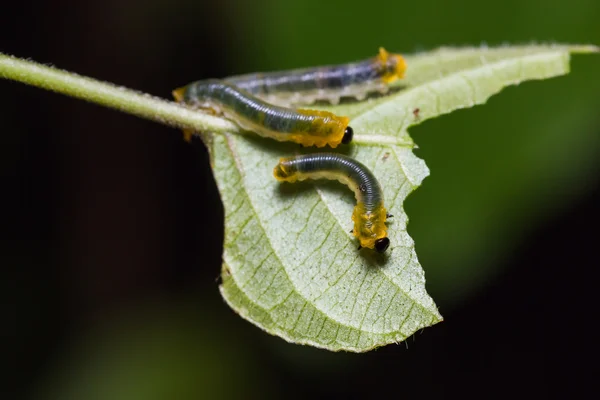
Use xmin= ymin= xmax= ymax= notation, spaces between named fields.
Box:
xmin=173 ymin=80 xmax=352 ymax=148
xmin=273 ymin=153 xmax=389 ymax=252
xmin=225 ymin=48 xmax=406 ymax=107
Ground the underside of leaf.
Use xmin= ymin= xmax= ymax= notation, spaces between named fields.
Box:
xmin=208 ymin=44 xmax=597 ymax=352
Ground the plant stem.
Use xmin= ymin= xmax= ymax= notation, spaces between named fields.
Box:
xmin=0 ymin=53 xmax=238 ymax=134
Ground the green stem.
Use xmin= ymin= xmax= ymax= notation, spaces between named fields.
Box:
xmin=0 ymin=53 xmax=414 ymax=147
xmin=0 ymin=53 xmax=238 ymax=134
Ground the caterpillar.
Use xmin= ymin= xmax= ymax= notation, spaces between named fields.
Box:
xmin=173 ymin=80 xmax=353 ymax=148
xmin=173 ymin=48 xmax=405 ymax=143
xmin=225 ymin=47 xmax=407 ymax=107
xmin=273 ymin=153 xmax=390 ymax=252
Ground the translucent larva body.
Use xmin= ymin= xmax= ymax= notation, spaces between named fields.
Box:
xmin=273 ymin=153 xmax=389 ymax=252
xmin=224 ymin=48 xmax=406 ymax=107
xmin=173 ymin=80 xmax=353 ymax=148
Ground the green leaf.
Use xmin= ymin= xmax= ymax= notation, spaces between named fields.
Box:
xmin=212 ymin=44 xmax=597 ymax=352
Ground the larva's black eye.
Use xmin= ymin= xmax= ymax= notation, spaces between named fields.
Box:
xmin=374 ymin=237 xmax=390 ymax=253
xmin=342 ymin=126 xmax=354 ymax=144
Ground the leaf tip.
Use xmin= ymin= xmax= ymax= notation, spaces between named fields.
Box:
xmin=568 ymin=44 xmax=600 ymax=54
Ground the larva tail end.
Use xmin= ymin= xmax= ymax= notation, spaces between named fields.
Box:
xmin=392 ymin=54 xmax=407 ymax=80
xmin=378 ymin=47 xmax=390 ymax=63
xmin=273 ymin=160 xmax=297 ymax=182
xmin=378 ymin=47 xmax=407 ymax=84
xmin=172 ymin=87 xmax=186 ymax=103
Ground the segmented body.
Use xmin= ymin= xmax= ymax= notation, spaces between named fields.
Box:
xmin=173 ymin=80 xmax=352 ymax=148
xmin=224 ymin=48 xmax=406 ymax=107
xmin=273 ymin=153 xmax=389 ymax=252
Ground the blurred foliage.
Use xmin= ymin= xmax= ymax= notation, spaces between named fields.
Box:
xmin=32 ymin=301 xmax=268 ymax=400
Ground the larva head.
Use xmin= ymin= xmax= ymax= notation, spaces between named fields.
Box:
xmin=273 ymin=158 xmax=299 ymax=182
xmin=377 ymin=47 xmax=407 ymax=84
xmin=351 ymin=203 xmax=389 ymax=251
xmin=297 ymin=110 xmax=351 ymax=147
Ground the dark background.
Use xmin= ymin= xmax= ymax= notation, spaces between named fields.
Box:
xmin=2 ymin=0 xmax=599 ymax=398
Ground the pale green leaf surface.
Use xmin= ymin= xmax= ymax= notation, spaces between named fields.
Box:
xmin=210 ymin=44 xmax=597 ymax=352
